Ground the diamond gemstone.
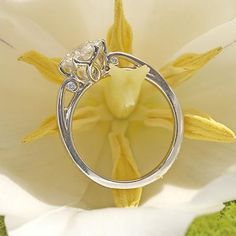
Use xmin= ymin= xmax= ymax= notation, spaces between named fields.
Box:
xmin=61 ymin=57 xmax=74 ymax=73
xmin=74 ymin=42 xmax=94 ymax=61
xmin=61 ymin=40 xmax=101 ymax=75
xmin=110 ymin=56 xmax=118 ymax=65
xmin=66 ymin=81 xmax=77 ymax=92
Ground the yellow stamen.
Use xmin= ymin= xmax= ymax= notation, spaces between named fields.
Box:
xmin=107 ymin=0 xmax=132 ymax=66
xmin=184 ymin=113 xmax=236 ymax=142
xmin=104 ymin=65 xmax=150 ymax=119
xmin=109 ymin=121 xmax=142 ymax=207
xmin=22 ymin=106 xmax=101 ymax=143
xmin=160 ymin=47 xmax=222 ymax=87
xmin=144 ymin=108 xmax=236 ymax=143
xmin=105 ymin=0 xmax=142 ymax=207
xmin=18 ymin=50 xmax=63 ymax=84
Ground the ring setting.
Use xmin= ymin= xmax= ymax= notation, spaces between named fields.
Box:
xmin=59 ymin=40 xmax=109 ymax=87
xmin=57 ymin=39 xmax=184 ymax=189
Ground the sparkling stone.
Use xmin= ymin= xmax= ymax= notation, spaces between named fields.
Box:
xmin=66 ymin=81 xmax=77 ymax=92
xmin=74 ymin=42 xmax=95 ymax=61
xmin=61 ymin=40 xmax=102 ymax=76
xmin=110 ymin=56 xmax=118 ymax=65
xmin=61 ymin=57 xmax=74 ymax=73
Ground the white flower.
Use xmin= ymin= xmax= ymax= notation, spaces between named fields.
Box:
xmin=0 ymin=0 xmax=236 ymax=235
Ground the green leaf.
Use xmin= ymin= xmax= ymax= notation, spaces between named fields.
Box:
xmin=186 ymin=201 xmax=236 ymax=236
xmin=0 ymin=216 xmax=7 ymax=236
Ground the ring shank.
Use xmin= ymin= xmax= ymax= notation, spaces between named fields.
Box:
xmin=57 ymin=52 xmax=183 ymax=189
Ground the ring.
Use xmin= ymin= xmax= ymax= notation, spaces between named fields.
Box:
xmin=57 ymin=39 xmax=184 ymax=189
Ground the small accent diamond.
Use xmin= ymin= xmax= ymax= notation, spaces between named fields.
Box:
xmin=66 ymin=81 xmax=77 ymax=92
xmin=110 ymin=56 xmax=118 ymax=65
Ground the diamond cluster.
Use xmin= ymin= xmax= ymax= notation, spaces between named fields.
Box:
xmin=60 ymin=40 xmax=101 ymax=74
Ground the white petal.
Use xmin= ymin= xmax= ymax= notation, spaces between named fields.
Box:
xmin=144 ymin=172 xmax=236 ymax=211
xmin=142 ymin=139 xmax=236 ymax=205
xmin=142 ymin=18 xmax=236 ymax=206
xmin=2 ymin=0 xmax=236 ymax=65
xmin=1 ymin=0 xmax=113 ymax=49
xmin=6 ymin=173 xmax=236 ymax=235
xmin=1 ymin=3 xmax=236 ymax=233
xmin=0 ymin=175 xmax=54 ymax=230
xmin=7 ymin=207 xmax=199 ymax=236
xmin=0 ymin=7 xmax=65 ymax=54
xmin=191 ymin=173 xmax=236 ymax=208
xmin=175 ymin=17 xmax=236 ymax=128
xmin=174 ymin=18 xmax=236 ymax=188
xmin=128 ymin=0 xmax=236 ymax=65
xmin=0 ymin=8 xmax=91 ymax=223
xmin=7 ymin=208 xmax=80 ymax=236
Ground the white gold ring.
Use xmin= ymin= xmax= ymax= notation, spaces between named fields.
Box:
xmin=57 ymin=39 xmax=184 ymax=189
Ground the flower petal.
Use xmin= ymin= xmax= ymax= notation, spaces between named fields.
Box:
xmin=127 ymin=0 xmax=236 ymax=66
xmin=7 ymin=207 xmax=198 ymax=236
xmin=174 ymin=18 xmax=236 ymax=134
xmin=160 ymin=47 xmax=222 ymax=87
xmin=3 ymin=0 xmax=236 ymax=66
xmin=143 ymin=172 xmax=236 ymax=210
xmin=5 ymin=173 xmax=236 ymax=235
xmin=0 ymin=7 xmax=65 ymax=55
xmin=142 ymin=20 xmax=236 ymax=206
xmin=191 ymin=174 xmax=236 ymax=207
xmin=0 ymin=9 xmax=91 ymax=220
xmin=1 ymin=0 xmax=114 ymax=48
xmin=0 ymin=175 xmax=54 ymax=230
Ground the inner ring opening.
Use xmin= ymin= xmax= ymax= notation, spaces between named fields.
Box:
xmin=67 ymin=55 xmax=180 ymax=187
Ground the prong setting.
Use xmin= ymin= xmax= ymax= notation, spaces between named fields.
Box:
xmin=59 ymin=39 xmax=108 ymax=83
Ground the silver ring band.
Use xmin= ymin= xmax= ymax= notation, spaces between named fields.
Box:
xmin=57 ymin=40 xmax=184 ymax=189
